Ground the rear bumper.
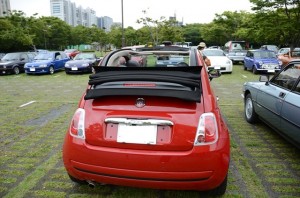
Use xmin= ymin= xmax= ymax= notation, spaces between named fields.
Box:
xmin=25 ymin=68 xmax=50 ymax=74
xmin=0 ymin=68 xmax=13 ymax=74
xmin=63 ymin=135 xmax=230 ymax=191
xmin=65 ymin=67 xmax=92 ymax=73
xmin=227 ymin=56 xmax=245 ymax=62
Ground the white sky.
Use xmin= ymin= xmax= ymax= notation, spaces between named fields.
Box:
xmin=10 ymin=0 xmax=253 ymax=29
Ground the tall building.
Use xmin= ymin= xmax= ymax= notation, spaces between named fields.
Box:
xmin=0 ymin=0 xmax=11 ymax=17
xmin=50 ymin=0 xmax=97 ymax=27
xmin=97 ymin=16 xmax=113 ymax=32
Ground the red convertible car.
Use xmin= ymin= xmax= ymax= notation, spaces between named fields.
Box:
xmin=63 ymin=45 xmax=230 ymax=195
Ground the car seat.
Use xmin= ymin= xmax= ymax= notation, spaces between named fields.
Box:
xmin=126 ymin=60 xmax=140 ymax=67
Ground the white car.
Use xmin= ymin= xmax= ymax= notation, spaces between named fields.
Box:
xmin=203 ymin=49 xmax=233 ymax=73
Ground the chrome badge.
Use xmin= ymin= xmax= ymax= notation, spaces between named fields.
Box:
xmin=135 ymin=98 xmax=145 ymax=108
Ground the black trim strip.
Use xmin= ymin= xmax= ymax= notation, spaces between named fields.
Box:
xmin=74 ymin=167 xmax=209 ymax=182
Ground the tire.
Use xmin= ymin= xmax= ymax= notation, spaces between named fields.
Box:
xmin=252 ymin=66 xmax=258 ymax=74
xmin=49 ymin=66 xmax=54 ymax=75
xmin=13 ymin=66 xmax=20 ymax=75
xmin=244 ymin=94 xmax=258 ymax=123
xmin=243 ymin=64 xmax=247 ymax=71
xmin=208 ymin=175 xmax=228 ymax=196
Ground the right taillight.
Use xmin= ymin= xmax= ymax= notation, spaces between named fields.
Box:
xmin=194 ymin=112 xmax=218 ymax=145
xmin=69 ymin=108 xmax=85 ymax=139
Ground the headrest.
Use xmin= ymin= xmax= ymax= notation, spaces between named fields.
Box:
xmin=126 ymin=60 xmax=140 ymax=67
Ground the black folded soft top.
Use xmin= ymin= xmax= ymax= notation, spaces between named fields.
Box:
xmin=85 ymin=66 xmax=202 ymax=102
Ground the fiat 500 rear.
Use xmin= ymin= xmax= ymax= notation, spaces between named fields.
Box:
xmin=63 ymin=46 xmax=230 ymax=195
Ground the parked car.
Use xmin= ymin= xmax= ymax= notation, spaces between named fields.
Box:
xmin=244 ymin=49 xmax=281 ymax=74
xmin=223 ymin=41 xmax=248 ymax=64
xmin=24 ymin=51 xmax=69 ymax=74
xmin=208 ymin=46 xmax=221 ymax=49
xmin=0 ymin=53 xmax=5 ymax=59
xmin=243 ymin=59 xmax=300 ymax=149
xmin=62 ymin=45 xmax=230 ymax=195
xmin=155 ymin=55 xmax=187 ymax=66
xmin=203 ymin=49 xmax=233 ymax=73
xmin=0 ymin=52 xmax=36 ymax=75
xmin=277 ymin=47 xmax=300 ymax=67
xmin=65 ymin=53 xmax=101 ymax=74
xmin=64 ymin=49 xmax=80 ymax=59
xmin=260 ymin=45 xmax=279 ymax=54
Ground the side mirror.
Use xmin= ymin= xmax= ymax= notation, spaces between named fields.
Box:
xmin=208 ymin=69 xmax=221 ymax=81
xmin=259 ymin=75 xmax=270 ymax=85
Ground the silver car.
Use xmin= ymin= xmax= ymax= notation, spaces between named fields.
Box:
xmin=243 ymin=60 xmax=300 ymax=148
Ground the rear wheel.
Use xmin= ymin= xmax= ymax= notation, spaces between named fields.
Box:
xmin=245 ymin=94 xmax=258 ymax=123
xmin=13 ymin=66 xmax=20 ymax=75
xmin=208 ymin=175 xmax=228 ymax=196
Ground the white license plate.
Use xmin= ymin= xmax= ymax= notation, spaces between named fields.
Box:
xmin=215 ymin=66 xmax=221 ymax=70
xmin=30 ymin=68 xmax=35 ymax=71
xmin=71 ymin=67 xmax=78 ymax=70
xmin=117 ymin=124 xmax=157 ymax=144
xmin=268 ymin=69 xmax=275 ymax=73
xmin=236 ymin=53 xmax=243 ymax=55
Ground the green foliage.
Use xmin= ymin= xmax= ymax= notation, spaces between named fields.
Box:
xmin=1 ymin=1 xmax=299 ymax=52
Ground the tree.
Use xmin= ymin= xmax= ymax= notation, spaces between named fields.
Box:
xmin=250 ymin=0 xmax=300 ymax=47
xmin=0 ymin=11 xmax=34 ymax=52
xmin=182 ymin=24 xmax=202 ymax=46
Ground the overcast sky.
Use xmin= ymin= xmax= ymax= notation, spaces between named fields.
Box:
xmin=10 ymin=0 xmax=253 ymax=29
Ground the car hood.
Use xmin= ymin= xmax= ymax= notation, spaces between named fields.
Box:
xmin=244 ymin=81 xmax=266 ymax=91
xmin=207 ymin=56 xmax=231 ymax=65
xmin=66 ymin=60 xmax=93 ymax=65
xmin=26 ymin=60 xmax=52 ymax=66
xmin=0 ymin=60 xmax=18 ymax=65
xmin=254 ymin=58 xmax=279 ymax=64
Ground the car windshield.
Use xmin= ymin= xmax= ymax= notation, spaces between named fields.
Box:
xmin=105 ymin=46 xmax=191 ymax=67
xmin=267 ymin=45 xmax=278 ymax=51
xmin=65 ymin=49 xmax=76 ymax=53
xmin=231 ymin=42 xmax=246 ymax=51
xmin=291 ymin=49 xmax=300 ymax=57
xmin=1 ymin=53 xmax=20 ymax=61
xmin=74 ymin=53 xmax=94 ymax=60
xmin=34 ymin=53 xmax=53 ymax=60
xmin=253 ymin=51 xmax=276 ymax=58
xmin=203 ymin=50 xmax=225 ymax=56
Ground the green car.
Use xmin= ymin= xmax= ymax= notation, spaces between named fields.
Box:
xmin=243 ymin=60 xmax=300 ymax=149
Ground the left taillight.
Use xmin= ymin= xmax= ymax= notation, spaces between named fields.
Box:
xmin=69 ymin=108 xmax=85 ymax=139
xmin=194 ymin=112 xmax=218 ymax=145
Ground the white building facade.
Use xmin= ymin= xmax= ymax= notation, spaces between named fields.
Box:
xmin=0 ymin=0 xmax=11 ymax=17
xmin=50 ymin=0 xmax=97 ymax=27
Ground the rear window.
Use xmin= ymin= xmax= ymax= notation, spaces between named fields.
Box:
xmin=231 ymin=42 xmax=247 ymax=51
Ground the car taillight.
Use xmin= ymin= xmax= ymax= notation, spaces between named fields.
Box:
xmin=194 ymin=113 xmax=218 ymax=145
xmin=69 ymin=108 xmax=85 ymax=139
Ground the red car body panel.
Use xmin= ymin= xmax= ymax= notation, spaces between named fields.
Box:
xmin=63 ymin=46 xmax=230 ymax=193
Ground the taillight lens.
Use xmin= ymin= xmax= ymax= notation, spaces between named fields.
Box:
xmin=69 ymin=108 xmax=85 ymax=139
xmin=194 ymin=113 xmax=218 ymax=145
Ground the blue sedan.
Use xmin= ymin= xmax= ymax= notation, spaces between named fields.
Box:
xmin=24 ymin=51 xmax=70 ymax=74
xmin=244 ymin=49 xmax=281 ymax=74
xmin=243 ymin=60 xmax=300 ymax=148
